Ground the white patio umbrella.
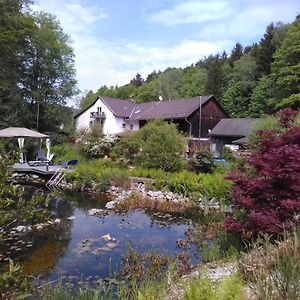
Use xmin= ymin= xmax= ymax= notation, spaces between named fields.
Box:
xmin=0 ymin=127 xmax=49 ymax=163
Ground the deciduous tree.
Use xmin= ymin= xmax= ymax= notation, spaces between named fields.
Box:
xmin=225 ymin=109 xmax=300 ymax=237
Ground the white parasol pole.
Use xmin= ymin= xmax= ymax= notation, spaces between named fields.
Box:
xmin=46 ymin=138 xmax=51 ymax=160
xmin=18 ymin=138 xmax=25 ymax=163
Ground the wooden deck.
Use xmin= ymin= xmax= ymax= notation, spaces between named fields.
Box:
xmin=12 ymin=163 xmax=71 ymax=175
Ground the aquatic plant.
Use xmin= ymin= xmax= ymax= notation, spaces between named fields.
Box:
xmin=0 ymin=259 xmax=31 ymax=299
xmin=0 ymin=155 xmax=51 ymax=228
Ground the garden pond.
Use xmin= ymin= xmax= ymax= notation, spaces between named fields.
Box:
xmin=0 ymin=185 xmax=226 ymax=288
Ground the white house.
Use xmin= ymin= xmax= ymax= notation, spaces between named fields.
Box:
xmin=74 ymin=95 xmax=228 ymax=137
xmin=74 ymin=96 xmax=140 ymax=135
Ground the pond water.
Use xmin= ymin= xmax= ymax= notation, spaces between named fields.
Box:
xmin=0 ymin=186 xmax=214 ymax=287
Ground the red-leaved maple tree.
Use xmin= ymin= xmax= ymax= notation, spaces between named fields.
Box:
xmin=225 ymin=108 xmax=300 ymax=237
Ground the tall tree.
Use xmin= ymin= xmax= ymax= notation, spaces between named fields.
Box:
xmin=204 ymin=57 xmax=223 ymax=100
xmin=157 ymin=68 xmax=184 ymax=100
xmin=80 ymin=90 xmax=96 ymax=110
xmin=0 ymin=0 xmax=34 ymax=128
xmin=228 ymin=43 xmax=243 ymax=67
xmin=130 ymin=73 xmax=144 ymax=87
xmin=21 ymin=12 xmax=77 ymax=131
xmin=181 ymin=67 xmax=207 ymax=97
xmin=254 ymin=22 xmax=287 ymax=77
xmin=255 ymin=23 xmax=276 ymax=76
xmin=0 ymin=2 xmax=77 ymax=132
xmin=249 ymin=75 xmax=276 ymax=116
xmin=271 ymin=16 xmax=300 ymax=110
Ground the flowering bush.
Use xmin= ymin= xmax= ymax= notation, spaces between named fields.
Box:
xmin=225 ymin=108 xmax=300 ymax=237
xmin=76 ymin=125 xmax=117 ymax=158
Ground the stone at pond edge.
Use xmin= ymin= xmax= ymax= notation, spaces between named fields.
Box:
xmin=105 ymin=201 xmax=115 ymax=210
xmin=88 ymin=208 xmax=104 ymax=216
xmin=101 ymin=234 xmax=116 ymax=242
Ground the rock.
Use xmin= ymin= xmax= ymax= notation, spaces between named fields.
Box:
xmin=16 ymin=225 xmax=26 ymax=233
xmin=166 ymin=193 xmax=174 ymax=200
xmin=105 ymin=201 xmax=115 ymax=210
xmin=67 ymin=216 xmax=76 ymax=221
xmin=106 ymin=242 xmax=118 ymax=249
xmin=101 ymin=234 xmax=113 ymax=241
xmin=36 ymin=224 xmax=43 ymax=230
xmin=88 ymin=208 xmax=103 ymax=216
xmin=54 ymin=218 xmax=61 ymax=224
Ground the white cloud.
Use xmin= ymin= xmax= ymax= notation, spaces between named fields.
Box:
xmin=33 ymin=1 xmax=231 ymax=92
xmin=33 ymin=0 xmax=108 ymax=34
xmin=196 ymin=1 xmax=299 ymax=41
xmin=74 ymin=37 xmax=232 ymax=91
xmin=32 ymin=0 xmax=300 ymax=96
xmin=146 ymin=1 xmax=235 ymax=26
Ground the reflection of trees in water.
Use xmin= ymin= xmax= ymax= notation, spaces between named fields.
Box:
xmin=20 ymin=221 xmax=72 ymax=276
xmin=60 ymin=190 xmax=108 ymax=215
xmin=48 ymin=195 xmax=74 ymax=218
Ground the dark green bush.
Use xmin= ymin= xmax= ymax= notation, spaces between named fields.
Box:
xmin=189 ymin=147 xmax=215 ymax=173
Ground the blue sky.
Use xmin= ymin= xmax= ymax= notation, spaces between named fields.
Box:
xmin=33 ymin=0 xmax=300 ymax=94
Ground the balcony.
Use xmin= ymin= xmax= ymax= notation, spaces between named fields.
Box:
xmin=90 ymin=111 xmax=106 ymax=119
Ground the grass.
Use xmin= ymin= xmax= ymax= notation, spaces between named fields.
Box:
xmin=115 ymin=192 xmax=196 ymax=213
xmin=239 ymin=230 xmax=300 ymax=300
xmin=65 ymin=158 xmax=231 ymax=205
xmin=183 ymin=274 xmax=245 ymax=300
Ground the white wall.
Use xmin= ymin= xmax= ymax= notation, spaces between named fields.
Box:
xmin=75 ymin=98 xmax=103 ymax=131
xmin=75 ymin=99 xmax=140 ymax=135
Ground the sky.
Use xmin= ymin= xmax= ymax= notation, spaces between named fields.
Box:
xmin=33 ymin=0 xmax=300 ymax=94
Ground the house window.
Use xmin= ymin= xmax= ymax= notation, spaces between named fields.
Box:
xmin=97 ymin=107 xmax=102 ymax=113
xmin=130 ymin=124 xmax=133 ymax=130
xmin=89 ymin=121 xmax=93 ymax=128
xmin=122 ymin=123 xmax=126 ymax=128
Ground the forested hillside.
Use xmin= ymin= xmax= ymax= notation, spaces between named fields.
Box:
xmin=0 ymin=0 xmax=78 ymax=133
xmin=81 ymin=16 xmax=300 ymax=118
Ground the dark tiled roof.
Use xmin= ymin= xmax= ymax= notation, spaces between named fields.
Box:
xmin=128 ymin=95 xmax=213 ymax=121
xmin=74 ymin=95 xmax=216 ymax=120
xmin=210 ymin=118 xmax=259 ymax=137
xmin=101 ymin=97 xmax=136 ymax=117
xmin=74 ymin=96 xmax=136 ymax=118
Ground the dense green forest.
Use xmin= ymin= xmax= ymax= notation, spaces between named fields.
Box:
xmin=0 ymin=0 xmax=78 ymax=133
xmin=81 ymin=16 xmax=300 ymax=118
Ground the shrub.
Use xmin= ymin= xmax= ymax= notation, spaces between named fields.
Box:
xmin=137 ymin=119 xmax=186 ymax=172
xmin=111 ymin=134 xmax=141 ymax=164
xmin=225 ymin=109 xmax=300 ymax=237
xmin=189 ymin=147 xmax=215 ymax=173
xmin=51 ymin=143 xmax=81 ymax=163
xmin=155 ymin=171 xmax=201 ymax=197
xmin=199 ymin=173 xmax=232 ymax=204
xmin=76 ymin=125 xmax=116 ymax=158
